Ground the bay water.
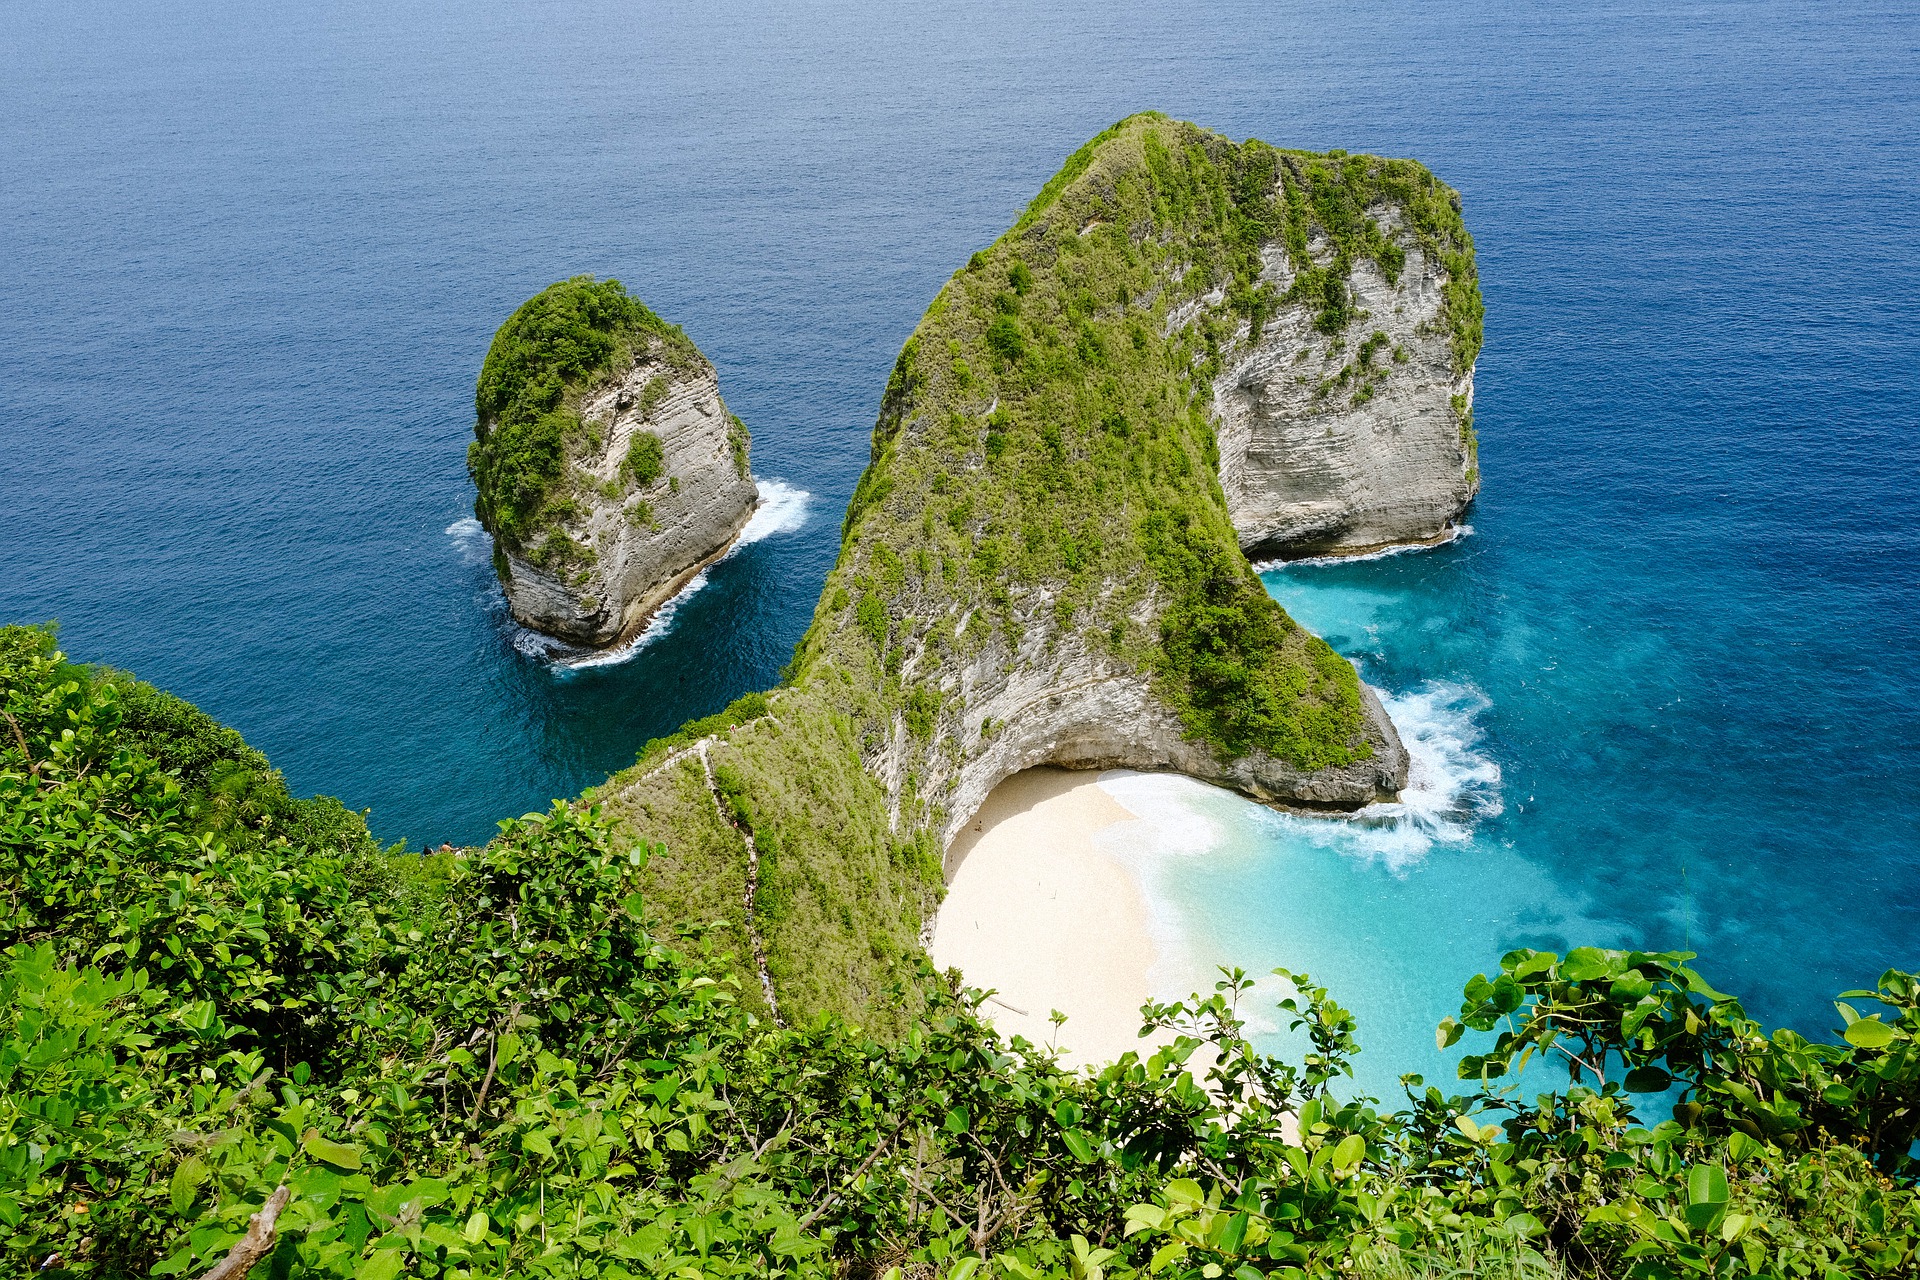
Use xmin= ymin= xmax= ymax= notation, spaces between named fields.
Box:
xmin=3 ymin=0 xmax=1915 ymax=1084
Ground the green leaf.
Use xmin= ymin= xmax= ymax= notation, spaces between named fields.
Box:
xmin=948 ymin=1257 xmax=980 ymax=1280
xmin=169 ymin=1155 xmax=209 ymax=1215
xmin=1061 ymin=1129 xmax=1094 ymax=1162
xmin=1511 ymin=950 xmax=1557 ymax=980
xmin=1436 ymin=1016 xmax=1464 ymax=1050
xmin=463 ymin=1211 xmax=490 ymax=1244
xmin=1125 ymin=1204 xmax=1167 ymax=1235
xmin=1844 ymin=1017 xmax=1898 ymax=1049
xmin=1624 ymin=1065 xmax=1672 ymax=1093
xmin=1561 ymin=948 xmax=1615 ymax=982
xmin=301 ymin=1128 xmax=362 ymax=1171
xmin=944 ymin=1106 xmax=970 ymax=1133
xmin=358 ymin=1249 xmax=405 ymax=1280
xmin=1688 ymin=1163 xmax=1728 ymax=1209
xmin=1332 ymin=1134 xmax=1366 ymax=1171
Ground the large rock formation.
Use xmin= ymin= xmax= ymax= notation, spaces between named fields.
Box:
xmin=594 ymin=116 xmax=1484 ymax=1027
xmin=469 ymin=278 xmax=757 ymax=648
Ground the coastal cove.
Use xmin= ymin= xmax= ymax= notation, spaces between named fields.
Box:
xmin=5 ymin=0 xmax=1917 ymax=1076
xmin=7 ymin=2 xmax=1920 ymax=1274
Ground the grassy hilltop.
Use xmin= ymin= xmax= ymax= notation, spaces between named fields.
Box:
xmin=3 ymin=117 xmax=1916 ymax=1279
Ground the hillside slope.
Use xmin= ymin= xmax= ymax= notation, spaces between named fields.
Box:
xmin=596 ymin=115 xmax=1482 ymax=1029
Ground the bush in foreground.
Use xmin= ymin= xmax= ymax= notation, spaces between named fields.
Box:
xmin=2 ymin=623 xmax=1916 ymax=1278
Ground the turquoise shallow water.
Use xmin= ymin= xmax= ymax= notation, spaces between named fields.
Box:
xmin=2 ymin=0 xmax=1916 ymax=1074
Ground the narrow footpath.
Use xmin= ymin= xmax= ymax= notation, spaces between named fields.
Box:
xmin=698 ymin=745 xmax=783 ymax=1026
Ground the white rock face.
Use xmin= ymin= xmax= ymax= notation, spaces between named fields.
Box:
xmin=908 ymin=602 xmax=1408 ymax=857
xmin=496 ymin=354 xmax=757 ymax=647
xmin=1216 ymin=230 xmax=1478 ymax=560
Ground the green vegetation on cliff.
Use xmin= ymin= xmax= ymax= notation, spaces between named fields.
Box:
xmin=799 ymin=114 xmax=1487 ymax=773
xmin=4 ymin=625 xmax=1918 ymax=1280
xmin=468 ymin=277 xmax=702 ymax=560
xmin=586 ymin=115 xmax=1485 ymax=1040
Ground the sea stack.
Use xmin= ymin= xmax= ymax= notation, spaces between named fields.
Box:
xmin=468 ymin=277 xmax=756 ymax=648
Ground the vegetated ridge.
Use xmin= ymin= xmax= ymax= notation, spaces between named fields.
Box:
xmin=593 ymin=114 xmax=1484 ymax=1032
xmin=469 ymin=278 xmax=757 ymax=647
xmin=3 ymin=621 xmax=1916 ymax=1280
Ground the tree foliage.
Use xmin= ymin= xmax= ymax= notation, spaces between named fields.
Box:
xmin=3 ymin=625 xmax=1916 ymax=1278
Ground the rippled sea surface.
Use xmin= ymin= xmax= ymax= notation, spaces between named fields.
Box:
xmin=4 ymin=0 xmax=1916 ymax=1076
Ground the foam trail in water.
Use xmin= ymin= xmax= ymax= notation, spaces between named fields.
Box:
xmin=445 ymin=517 xmax=491 ymax=565
xmin=1338 ymin=681 xmax=1503 ymax=869
xmin=1253 ymin=524 xmax=1473 ymax=572
xmin=538 ymin=477 xmax=812 ymax=672
xmin=736 ymin=479 xmax=811 ymax=545
xmin=1094 ymin=680 xmax=1500 ymax=873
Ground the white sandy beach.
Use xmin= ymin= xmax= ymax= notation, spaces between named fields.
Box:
xmin=931 ymin=767 xmax=1179 ymax=1068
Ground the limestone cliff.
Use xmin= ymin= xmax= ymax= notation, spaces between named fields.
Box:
xmin=1218 ymin=219 xmax=1479 ymax=560
xmin=590 ymin=116 xmax=1483 ymax=1030
xmin=469 ymin=278 xmax=757 ymax=648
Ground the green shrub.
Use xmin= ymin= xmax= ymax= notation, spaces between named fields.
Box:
xmin=624 ymin=429 xmax=665 ymax=486
xmin=985 ymin=314 xmax=1026 ymax=363
xmin=636 ymin=372 xmax=669 ymax=417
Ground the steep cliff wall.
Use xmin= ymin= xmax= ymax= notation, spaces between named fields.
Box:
xmin=469 ymin=278 xmax=757 ymax=647
xmin=590 ymin=116 xmax=1482 ymax=1031
xmin=1217 ymin=222 xmax=1479 ymax=560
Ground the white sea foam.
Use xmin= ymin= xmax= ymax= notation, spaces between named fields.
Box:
xmin=1253 ymin=524 xmax=1473 ymax=572
xmin=445 ymin=516 xmax=491 ymax=565
xmin=1336 ymin=681 xmax=1503 ymax=869
xmin=736 ymin=478 xmax=811 ymax=545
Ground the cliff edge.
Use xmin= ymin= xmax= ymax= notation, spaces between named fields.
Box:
xmin=468 ymin=278 xmax=757 ymax=647
xmin=586 ymin=116 xmax=1482 ymax=1031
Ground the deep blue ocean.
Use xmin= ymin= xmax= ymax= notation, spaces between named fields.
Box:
xmin=4 ymin=1 xmax=1916 ymax=1086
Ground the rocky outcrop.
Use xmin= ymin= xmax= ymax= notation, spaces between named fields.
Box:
xmin=907 ymin=602 xmax=1407 ymax=859
xmin=493 ymin=347 xmax=757 ymax=648
xmin=1216 ymin=223 xmax=1478 ymax=561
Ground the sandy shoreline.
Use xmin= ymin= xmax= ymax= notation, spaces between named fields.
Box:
xmin=931 ymin=767 xmax=1176 ymax=1068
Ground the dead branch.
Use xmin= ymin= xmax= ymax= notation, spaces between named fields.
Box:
xmin=195 ymin=1184 xmax=290 ymax=1280
xmin=3 ymin=710 xmax=41 ymax=784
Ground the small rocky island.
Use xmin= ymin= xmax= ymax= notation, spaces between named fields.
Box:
xmin=467 ymin=278 xmax=757 ymax=647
